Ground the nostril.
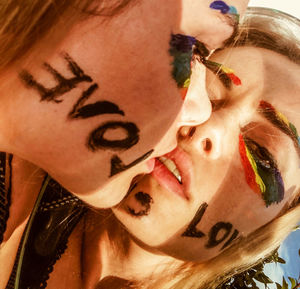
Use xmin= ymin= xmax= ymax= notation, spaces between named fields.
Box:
xmin=178 ymin=126 xmax=196 ymax=140
xmin=187 ymin=127 xmax=196 ymax=138
xmin=202 ymin=138 xmax=212 ymax=152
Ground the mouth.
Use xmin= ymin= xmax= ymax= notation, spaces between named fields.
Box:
xmin=151 ymin=147 xmax=191 ymax=199
xmin=158 ymin=156 xmax=182 ymax=183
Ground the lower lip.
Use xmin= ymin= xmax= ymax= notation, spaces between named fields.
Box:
xmin=151 ymin=159 xmax=188 ymax=199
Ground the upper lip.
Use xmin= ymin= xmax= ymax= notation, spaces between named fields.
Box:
xmin=154 ymin=146 xmax=192 ymax=199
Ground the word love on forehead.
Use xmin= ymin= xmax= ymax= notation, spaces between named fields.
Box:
xmin=182 ymin=203 xmax=239 ymax=251
xmin=19 ymin=53 xmax=153 ymax=177
xmin=239 ymin=135 xmax=284 ymax=207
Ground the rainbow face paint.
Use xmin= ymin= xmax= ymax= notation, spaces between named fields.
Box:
xmin=203 ymin=59 xmax=242 ymax=88
xmin=169 ymin=34 xmax=196 ymax=99
xmin=259 ymin=101 xmax=300 ymax=152
xmin=192 ymin=39 xmax=242 ymax=89
xmin=169 ymin=35 xmax=242 ymax=99
xmin=169 ymin=34 xmax=195 ymax=88
xmin=239 ymin=134 xmax=284 ymax=207
xmin=209 ymin=1 xmax=239 ymax=22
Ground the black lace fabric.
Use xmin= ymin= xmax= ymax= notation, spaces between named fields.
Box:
xmin=6 ymin=176 xmax=87 ymax=289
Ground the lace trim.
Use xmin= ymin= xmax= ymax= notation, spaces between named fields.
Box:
xmin=0 ymin=152 xmax=12 ymax=245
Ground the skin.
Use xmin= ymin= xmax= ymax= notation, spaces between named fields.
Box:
xmin=112 ymin=46 xmax=300 ymax=263
xmin=0 ymin=2 xmax=250 ymax=287
xmin=0 ymin=0 xmax=248 ymax=209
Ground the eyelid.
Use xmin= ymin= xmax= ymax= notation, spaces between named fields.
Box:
xmin=240 ymin=130 xmax=280 ymax=175
xmin=210 ymin=99 xmax=227 ymax=111
xmin=207 ymin=84 xmax=229 ymax=112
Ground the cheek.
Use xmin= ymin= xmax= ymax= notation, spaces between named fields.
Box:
xmin=156 ymin=230 xmax=222 ymax=262
xmin=112 ymin=179 xmax=195 ymax=246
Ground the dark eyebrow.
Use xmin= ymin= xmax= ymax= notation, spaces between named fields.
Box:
xmin=193 ymin=46 xmax=233 ymax=89
xmin=258 ymin=100 xmax=300 ymax=157
xmin=203 ymin=59 xmax=233 ymax=89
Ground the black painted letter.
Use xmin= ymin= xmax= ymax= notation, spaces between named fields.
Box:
xmin=206 ymin=222 xmax=232 ymax=248
xmin=88 ymin=121 xmax=139 ymax=151
xmin=110 ymin=150 xmax=154 ymax=177
xmin=182 ymin=203 xmax=208 ymax=238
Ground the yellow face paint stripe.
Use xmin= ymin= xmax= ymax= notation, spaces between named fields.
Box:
xmin=245 ymin=144 xmax=266 ymax=193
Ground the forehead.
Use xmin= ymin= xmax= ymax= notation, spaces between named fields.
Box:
xmin=210 ymin=46 xmax=300 ymax=124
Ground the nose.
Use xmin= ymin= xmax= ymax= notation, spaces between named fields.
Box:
xmin=177 ymin=62 xmax=212 ymax=127
xmin=153 ymin=63 xmax=212 ymax=159
xmin=181 ymin=125 xmax=224 ymax=159
xmin=179 ymin=111 xmax=240 ymax=160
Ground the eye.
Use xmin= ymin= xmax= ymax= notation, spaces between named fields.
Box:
xmin=241 ymin=136 xmax=285 ymax=207
xmin=244 ymin=137 xmax=274 ymax=169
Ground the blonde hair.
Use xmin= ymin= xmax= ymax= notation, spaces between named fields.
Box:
xmin=0 ymin=0 xmax=135 ymax=71
xmin=140 ymin=7 xmax=300 ymax=289
xmin=142 ymin=203 xmax=299 ymax=289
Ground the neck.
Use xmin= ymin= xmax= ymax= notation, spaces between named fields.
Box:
xmin=82 ymin=210 xmax=182 ymax=289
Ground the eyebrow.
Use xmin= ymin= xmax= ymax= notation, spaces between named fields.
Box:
xmin=212 ymin=75 xmax=300 ymax=154
xmin=213 ymin=70 xmax=300 ymax=157
xmin=202 ymin=59 xmax=233 ymax=89
xmin=258 ymin=100 xmax=300 ymax=158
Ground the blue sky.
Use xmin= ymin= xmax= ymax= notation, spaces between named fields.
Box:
xmin=257 ymin=228 xmax=300 ymax=289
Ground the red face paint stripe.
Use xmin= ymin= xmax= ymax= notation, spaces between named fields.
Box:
xmin=180 ymin=87 xmax=188 ymax=100
xmin=227 ymin=73 xmax=242 ymax=86
xmin=239 ymin=134 xmax=261 ymax=194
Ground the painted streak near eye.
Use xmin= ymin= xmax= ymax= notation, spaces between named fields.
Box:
xmin=200 ymin=58 xmax=241 ymax=89
xmin=210 ymin=1 xmax=237 ymax=14
xmin=239 ymin=134 xmax=285 ymax=207
xmin=169 ymin=34 xmax=195 ymax=100
xmin=239 ymin=134 xmax=264 ymax=194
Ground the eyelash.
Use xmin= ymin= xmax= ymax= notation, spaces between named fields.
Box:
xmin=242 ymin=135 xmax=285 ymax=207
xmin=243 ymin=137 xmax=274 ymax=169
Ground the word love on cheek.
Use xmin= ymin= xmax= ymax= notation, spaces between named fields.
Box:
xmin=19 ymin=53 xmax=153 ymax=177
xmin=239 ymin=135 xmax=284 ymax=207
xmin=182 ymin=203 xmax=239 ymax=250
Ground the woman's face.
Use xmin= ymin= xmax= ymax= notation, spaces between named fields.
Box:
xmin=113 ymin=46 xmax=300 ymax=262
xmin=3 ymin=0 xmax=249 ymax=208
